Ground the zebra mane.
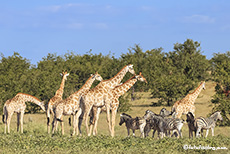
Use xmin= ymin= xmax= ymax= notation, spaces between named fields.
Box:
xmin=120 ymin=113 xmax=132 ymax=119
xmin=145 ymin=110 xmax=164 ymax=119
xmin=160 ymin=108 xmax=166 ymax=112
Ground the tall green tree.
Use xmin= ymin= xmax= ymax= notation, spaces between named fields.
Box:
xmin=0 ymin=52 xmax=32 ymax=113
xmin=211 ymin=51 xmax=230 ymax=126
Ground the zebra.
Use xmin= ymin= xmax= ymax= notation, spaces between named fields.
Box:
xmin=144 ymin=108 xmax=172 ymax=138
xmin=144 ymin=110 xmax=184 ymax=138
xmin=186 ymin=112 xmax=198 ymax=138
xmin=119 ymin=113 xmax=146 ymax=138
xmin=143 ymin=110 xmax=166 ymax=138
xmin=195 ymin=111 xmax=223 ymax=138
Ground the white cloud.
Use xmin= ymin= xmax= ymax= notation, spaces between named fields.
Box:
xmin=183 ymin=15 xmax=215 ymax=24
xmin=39 ymin=3 xmax=90 ymax=13
xmin=93 ymin=23 xmax=108 ymax=29
xmin=221 ymin=25 xmax=230 ymax=32
xmin=66 ymin=23 xmax=84 ymax=29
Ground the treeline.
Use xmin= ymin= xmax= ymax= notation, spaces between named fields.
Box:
xmin=0 ymin=39 xmax=229 ymax=125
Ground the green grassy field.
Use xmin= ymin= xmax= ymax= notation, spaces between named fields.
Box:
xmin=0 ymin=81 xmax=229 ymax=153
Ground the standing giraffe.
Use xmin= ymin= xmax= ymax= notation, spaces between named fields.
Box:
xmin=172 ymin=81 xmax=206 ymax=118
xmin=2 ymin=93 xmax=45 ymax=133
xmin=89 ymin=72 xmax=147 ymax=137
xmin=79 ymin=64 xmax=136 ymax=136
xmin=46 ymin=71 xmax=69 ymax=133
xmin=51 ymin=72 xmax=103 ymax=136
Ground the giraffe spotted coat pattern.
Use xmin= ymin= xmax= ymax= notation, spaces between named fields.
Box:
xmin=51 ymin=72 xmax=103 ymax=136
xmin=2 ymin=93 xmax=45 ymax=133
xmin=172 ymin=81 xmax=206 ymax=118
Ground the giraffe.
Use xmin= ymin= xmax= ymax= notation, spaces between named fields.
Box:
xmin=78 ymin=64 xmax=136 ymax=136
xmin=89 ymin=72 xmax=148 ymax=137
xmin=51 ymin=72 xmax=103 ymax=136
xmin=46 ymin=71 xmax=69 ymax=133
xmin=172 ymin=81 xmax=206 ymax=119
xmin=2 ymin=93 xmax=45 ymax=133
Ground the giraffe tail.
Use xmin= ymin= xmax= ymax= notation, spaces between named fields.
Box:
xmin=47 ymin=108 xmax=51 ymax=126
xmin=68 ymin=117 xmax=71 ymax=126
xmin=2 ymin=106 xmax=6 ymax=124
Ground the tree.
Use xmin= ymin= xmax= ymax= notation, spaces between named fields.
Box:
xmin=211 ymin=51 xmax=230 ymax=126
xmin=158 ymin=39 xmax=210 ymax=106
xmin=0 ymin=52 xmax=33 ymax=113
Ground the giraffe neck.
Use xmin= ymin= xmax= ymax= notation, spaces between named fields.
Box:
xmin=101 ymin=65 xmax=128 ymax=89
xmin=113 ymin=76 xmax=137 ymax=97
xmin=189 ymin=83 xmax=204 ymax=102
xmin=72 ymin=76 xmax=95 ymax=96
xmin=55 ymin=76 xmax=66 ymax=98
xmin=17 ymin=93 xmax=45 ymax=111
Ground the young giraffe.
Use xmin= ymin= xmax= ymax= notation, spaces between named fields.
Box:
xmin=78 ymin=64 xmax=136 ymax=136
xmin=89 ymin=72 xmax=148 ymax=137
xmin=51 ymin=72 xmax=103 ymax=136
xmin=2 ymin=93 xmax=45 ymax=133
xmin=172 ymin=81 xmax=206 ymax=119
xmin=47 ymin=71 xmax=69 ymax=133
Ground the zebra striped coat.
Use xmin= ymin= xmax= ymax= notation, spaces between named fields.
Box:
xmin=119 ymin=113 xmax=146 ymax=138
xmin=194 ymin=111 xmax=223 ymax=137
xmin=144 ymin=110 xmax=184 ymax=138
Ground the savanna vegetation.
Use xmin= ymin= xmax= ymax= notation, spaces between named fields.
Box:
xmin=0 ymin=39 xmax=230 ymax=153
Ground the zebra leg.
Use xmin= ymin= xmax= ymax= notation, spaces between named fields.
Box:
xmin=196 ymin=128 xmax=201 ymax=137
xmin=132 ymin=130 xmax=136 ymax=137
xmin=211 ymin=127 xmax=214 ymax=136
xmin=205 ymin=129 xmax=209 ymax=138
xmin=152 ymin=129 xmax=156 ymax=138
xmin=127 ymin=128 xmax=130 ymax=137
xmin=177 ymin=129 xmax=182 ymax=138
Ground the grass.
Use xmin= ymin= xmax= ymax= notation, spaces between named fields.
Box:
xmin=0 ymin=81 xmax=229 ymax=153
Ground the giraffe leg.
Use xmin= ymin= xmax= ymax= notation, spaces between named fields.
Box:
xmin=51 ymin=117 xmax=57 ymax=134
xmin=89 ymin=107 xmax=96 ymax=135
xmin=20 ymin=112 xmax=24 ymax=133
xmin=72 ymin=114 xmax=76 ymax=136
xmin=47 ymin=109 xmax=51 ymax=134
xmin=17 ymin=113 xmax=20 ymax=132
xmin=60 ymin=116 xmax=64 ymax=135
xmin=111 ymin=107 xmax=118 ymax=137
xmin=75 ymin=108 xmax=82 ymax=136
xmin=92 ymin=107 xmax=102 ymax=136
xmin=84 ymin=105 xmax=93 ymax=136
xmin=7 ymin=113 xmax=13 ymax=134
xmin=4 ymin=112 xmax=8 ymax=134
xmin=104 ymin=100 xmax=112 ymax=136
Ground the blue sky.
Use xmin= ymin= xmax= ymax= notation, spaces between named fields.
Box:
xmin=0 ymin=0 xmax=230 ymax=64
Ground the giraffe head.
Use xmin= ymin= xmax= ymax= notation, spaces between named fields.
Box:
xmin=135 ymin=72 xmax=147 ymax=83
xmin=91 ymin=72 xmax=103 ymax=81
xmin=126 ymin=64 xmax=136 ymax=75
xmin=60 ymin=71 xmax=69 ymax=81
xmin=201 ymin=81 xmax=206 ymax=90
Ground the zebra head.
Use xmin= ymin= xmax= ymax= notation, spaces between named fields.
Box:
xmin=159 ymin=108 xmax=172 ymax=117
xmin=119 ymin=113 xmax=132 ymax=126
xmin=211 ymin=111 xmax=223 ymax=122
xmin=144 ymin=110 xmax=155 ymax=120
xmin=186 ymin=112 xmax=195 ymax=123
